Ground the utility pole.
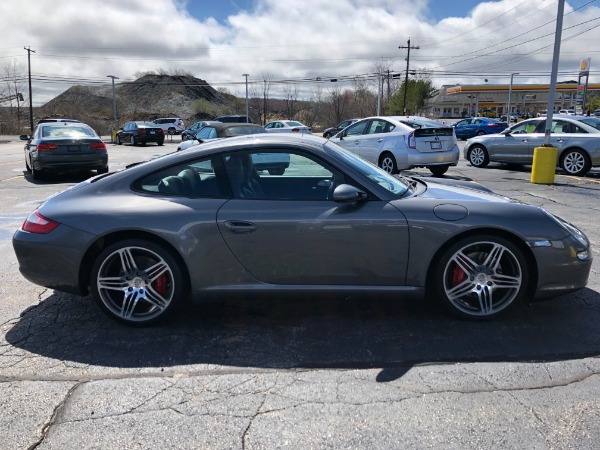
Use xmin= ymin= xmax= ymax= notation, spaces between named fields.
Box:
xmin=106 ymin=75 xmax=119 ymax=131
xmin=24 ymin=46 xmax=35 ymax=132
xmin=399 ymin=39 xmax=419 ymax=115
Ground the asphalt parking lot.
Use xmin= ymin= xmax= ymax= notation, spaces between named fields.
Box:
xmin=1 ymin=136 xmax=599 ymax=449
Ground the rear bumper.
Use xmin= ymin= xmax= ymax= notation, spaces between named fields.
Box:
xmin=399 ymin=145 xmax=460 ymax=170
xmin=35 ymin=153 xmax=108 ymax=171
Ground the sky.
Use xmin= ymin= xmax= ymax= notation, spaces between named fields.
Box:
xmin=1 ymin=0 xmax=598 ymax=105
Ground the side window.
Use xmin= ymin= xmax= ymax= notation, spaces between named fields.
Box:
xmin=223 ymin=150 xmax=344 ymax=200
xmin=456 ymin=119 xmax=470 ymax=126
xmin=265 ymin=123 xmax=273 ymax=129
xmin=367 ymin=119 xmax=388 ymax=134
xmin=134 ymin=156 xmax=226 ymax=197
xmin=198 ymin=127 xmax=216 ymax=139
xmin=474 ymin=119 xmax=483 ymax=124
xmin=572 ymin=124 xmax=587 ymax=133
xmin=344 ymin=121 xmax=368 ymax=136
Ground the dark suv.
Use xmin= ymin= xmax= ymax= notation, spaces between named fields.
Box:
xmin=214 ymin=115 xmax=252 ymax=123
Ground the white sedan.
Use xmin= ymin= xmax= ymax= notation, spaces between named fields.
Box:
xmin=330 ymin=116 xmax=459 ymax=176
xmin=264 ymin=120 xmax=312 ymax=133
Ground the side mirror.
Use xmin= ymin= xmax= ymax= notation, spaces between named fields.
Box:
xmin=19 ymin=134 xmax=29 ymax=141
xmin=332 ymin=184 xmax=367 ymax=203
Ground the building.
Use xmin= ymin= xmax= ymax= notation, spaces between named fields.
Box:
xmin=427 ymin=82 xmax=599 ymax=119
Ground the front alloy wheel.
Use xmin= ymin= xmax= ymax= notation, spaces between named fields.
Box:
xmin=468 ymin=145 xmax=490 ymax=168
xmin=434 ymin=236 xmax=527 ymax=319
xmin=91 ymin=240 xmax=184 ymax=325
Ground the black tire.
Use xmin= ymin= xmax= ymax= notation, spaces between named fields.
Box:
xmin=116 ymin=135 xmax=122 ymax=145
xmin=268 ymin=168 xmax=285 ymax=175
xmin=432 ymin=234 xmax=528 ymax=320
xmin=130 ymin=136 xmax=136 ymax=146
xmin=157 ymin=139 xmax=164 ymax=146
xmin=429 ymin=165 xmax=449 ymax=176
xmin=467 ymin=145 xmax=490 ymax=168
xmin=560 ymin=149 xmax=591 ymax=176
xmin=168 ymin=127 xmax=176 ymax=135
xmin=141 ymin=141 xmax=147 ymax=147
xmin=90 ymin=239 xmax=186 ymax=326
xmin=379 ymin=152 xmax=398 ymax=174
xmin=323 ymin=132 xmax=332 ymax=139
xmin=97 ymin=166 xmax=109 ymax=174
xmin=31 ymin=161 xmax=43 ymax=180
xmin=25 ymin=154 xmax=32 ymax=173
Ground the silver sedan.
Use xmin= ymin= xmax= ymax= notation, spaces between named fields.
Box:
xmin=13 ymin=134 xmax=592 ymax=326
xmin=464 ymin=116 xmax=600 ymax=176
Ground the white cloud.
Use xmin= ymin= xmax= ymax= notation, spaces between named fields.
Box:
xmin=1 ymin=0 xmax=597 ymax=104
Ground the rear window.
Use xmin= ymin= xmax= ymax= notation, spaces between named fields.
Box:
xmin=226 ymin=126 xmax=267 ymax=135
xmin=413 ymin=127 xmax=454 ymax=137
xmin=40 ymin=125 xmax=97 ymax=138
xmin=578 ymin=118 xmax=600 ymax=131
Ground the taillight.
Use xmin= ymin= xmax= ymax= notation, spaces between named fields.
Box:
xmin=22 ymin=210 xmax=60 ymax=234
xmin=37 ymin=143 xmax=58 ymax=152
xmin=291 ymin=128 xmax=300 ymax=132
xmin=405 ymin=131 xmax=416 ymax=149
xmin=157 ymin=129 xmax=164 ymax=134
xmin=90 ymin=142 xmax=106 ymax=151
xmin=138 ymin=129 xmax=146 ymax=135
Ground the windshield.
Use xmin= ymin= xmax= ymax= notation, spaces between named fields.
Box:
xmin=324 ymin=142 xmax=410 ymax=197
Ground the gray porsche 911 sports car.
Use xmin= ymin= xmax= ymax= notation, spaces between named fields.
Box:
xmin=13 ymin=134 xmax=592 ymax=326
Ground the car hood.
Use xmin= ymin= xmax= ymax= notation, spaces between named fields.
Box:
xmin=415 ymin=176 xmax=513 ymax=203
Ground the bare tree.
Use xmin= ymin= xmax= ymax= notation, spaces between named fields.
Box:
xmin=282 ymin=82 xmax=300 ymax=119
xmin=2 ymin=61 xmax=27 ymax=132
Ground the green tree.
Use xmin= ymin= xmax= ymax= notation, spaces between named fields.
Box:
xmin=386 ymin=74 xmax=438 ymax=116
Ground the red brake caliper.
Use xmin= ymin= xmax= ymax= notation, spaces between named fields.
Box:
xmin=154 ymin=274 xmax=167 ymax=295
xmin=451 ymin=264 xmax=466 ymax=286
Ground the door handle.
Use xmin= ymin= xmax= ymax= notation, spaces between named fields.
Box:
xmin=223 ymin=220 xmax=258 ymax=234
xmin=377 ymin=138 xmax=384 ymax=143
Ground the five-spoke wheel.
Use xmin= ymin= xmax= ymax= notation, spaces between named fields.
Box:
xmin=434 ymin=235 xmax=527 ymax=319
xmin=91 ymin=240 xmax=184 ymax=325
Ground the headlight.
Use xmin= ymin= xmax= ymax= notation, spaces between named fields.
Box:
xmin=542 ymin=209 xmax=589 ymax=248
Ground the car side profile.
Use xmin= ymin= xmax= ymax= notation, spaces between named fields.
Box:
xmin=322 ymin=119 xmax=359 ymax=139
xmin=13 ymin=134 xmax=591 ymax=326
xmin=464 ymin=116 xmax=600 ymax=176
xmin=330 ymin=116 xmax=459 ymax=176
xmin=116 ymin=121 xmax=165 ymax=146
xmin=451 ymin=117 xmax=508 ymax=139
xmin=152 ymin=117 xmax=185 ymax=134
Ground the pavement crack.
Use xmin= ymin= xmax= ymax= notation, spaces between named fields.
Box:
xmin=27 ymin=381 xmax=83 ymax=450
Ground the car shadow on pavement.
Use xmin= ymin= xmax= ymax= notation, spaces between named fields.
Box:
xmin=6 ymin=288 xmax=600 ymax=382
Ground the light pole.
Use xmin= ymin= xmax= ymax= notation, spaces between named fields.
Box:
xmin=506 ymin=72 xmax=519 ymax=125
xmin=24 ymin=46 xmax=35 ymax=132
xmin=242 ymin=74 xmax=249 ymax=122
xmin=107 ymin=75 xmax=119 ymax=131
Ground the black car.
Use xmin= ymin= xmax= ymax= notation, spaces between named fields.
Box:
xmin=322 ymin=119 xmax=359 ymax=139
xmin=181 ymin=120 xmax=222 ymax=141
xmin=214 ymin=115 xmax=252 ymax=123
xmin=177 ymin=123 xmax=268 ymax=151
xmin=20 ymin=122 xmax=108 ymax=180
xmin=116 ymin=121 xmax=165 ymax=146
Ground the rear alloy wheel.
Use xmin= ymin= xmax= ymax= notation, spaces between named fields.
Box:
xmin=91 ymin=239 xmax=185 ymax=326
xmin=130 ymin=136 xmax=136 ymax=146
xmin=31 ymin=159 xmax=43 ymax=180
xmin=429 ymin=165 xmax=449 ymax=176
xmin=467 ymin=145 xmax=490 ymax=168
xmin=560 ymin=149 xmax=591 ymax=176
xmin=24 ymin=154 xmax=32 ymax=173
xmin=379 ymin=152 xmax=398 ymax=174
xmin=433 ymin=235 xmax=527 ymax=319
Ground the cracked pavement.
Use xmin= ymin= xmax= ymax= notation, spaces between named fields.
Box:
xmin=0 ymin=141 xmax=599 ymax=449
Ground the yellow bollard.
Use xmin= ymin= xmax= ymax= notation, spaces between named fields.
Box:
xmin=111 ymin=129 xmax=118 ymax=144
xmin=530 ymin=146 xmax=558 ymax=184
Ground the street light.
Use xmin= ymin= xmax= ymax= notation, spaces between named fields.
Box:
xmin=506 ymin=72 xmax=520 ymax=125
xmin=106 ymin=75 xmax=119 ymax=131
xmin=242 ymin=74 xmax=249 ymax=122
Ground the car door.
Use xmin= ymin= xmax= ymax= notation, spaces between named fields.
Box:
xmin=489 ymin=120 xmax=539 ymax=163
xmin=359 ymin=119 xmax=392 ymax=164
xmin=216 ymin=149 xmax=409 ymax=285
xmin=453 ymin=119 xmax=472 ymax=138
xmin=332 ymin=120 xmax=371 ymax=161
